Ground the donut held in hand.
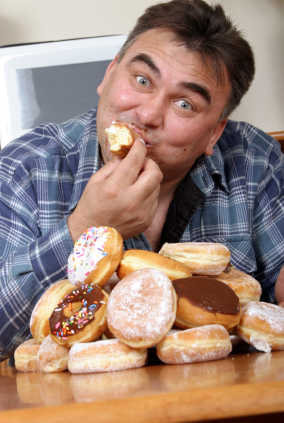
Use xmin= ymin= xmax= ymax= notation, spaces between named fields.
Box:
xmin=67 ymin=226 xmax=123 ymax=287
xmin=38 ymin=335 xmax=70 ymax=373
xmin=156 ymin=325 xmax=232 ymax=364
xmin=117 ymin=249 xmax=192 ymax=281
xmin=173 ymin=276 xmax=241 ymax=331
xmin=212 ymin=268 xmax=262 ymax=305
xmin=159 ymin=242 xmax=231 ymax=275
xmin=235 ymin=301 xmax=284 ymax=352
xmin=68 ymin=339 xmax=147 ymax=374
xmin=49 ymin=283 xmax=109 ymax=347
xmin=105 ymin=122 xmax=138 ymax=157
xmin=107 ymin=268 xmax=177 ymax=349
xmin=14 ymin=339 xmax=41 ymax=372
xmin=30 ymin=279 xmax=75 ymax=343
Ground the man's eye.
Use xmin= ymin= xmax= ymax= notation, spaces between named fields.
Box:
xmin=136 ymin=76 xmax=150 ymax=87
xmin=176 ymin=100 xmax=191 ymax=110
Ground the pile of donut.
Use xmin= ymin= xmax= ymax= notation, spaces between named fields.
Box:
xmin=14 ymin=225 xmax=284 ymax=375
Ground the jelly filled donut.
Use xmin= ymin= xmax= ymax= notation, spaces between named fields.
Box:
xmin=49 ymin=283 xmax=109 ymax=347
xmin=173 ymin=276 xmax=241 ymax=331
xmin=66 ymin=226 xmax=123 ymax=287
xmin=156 ymin=325 xmax=232 ymax=364
xmin=235 ymin=301 xmax=284 ymax=352
xmin=14 ymin=339 xmax=41 ymax=373
xmin=105 ymin=122 xmax=138 ymax=157
xmin=38 ymin=335 xmax=70 ymax=373
xmin=107 ymin=268 xmax=177 ymax=349
xmin=212 ymin=268 xmax=262 ymax=305
xmin=159 ymin=242 xmax=231 ymax=275
xmin=68 ymin=339 xmax=147 ymax=374
xmin=117 ymin=249 xmax=192 ymax=281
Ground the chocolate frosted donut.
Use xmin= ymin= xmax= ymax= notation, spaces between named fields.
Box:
xmin=49 ymin=284 xmax=109 ymax=347
xmin=173 ymin=276 xmax=241 ymax=330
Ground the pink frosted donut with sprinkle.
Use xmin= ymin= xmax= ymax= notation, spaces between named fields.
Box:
xmin=66 ymin=226 xmax=123 ymax=287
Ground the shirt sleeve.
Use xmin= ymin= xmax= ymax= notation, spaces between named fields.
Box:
xmin=250 ymin=135 xmax=284 ymax=303
xmin=0 ymin=156 xmax=74 ymax=362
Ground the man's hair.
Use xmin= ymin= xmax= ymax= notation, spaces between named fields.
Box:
xmin=118 ymin=0 xmax=255 ymax=119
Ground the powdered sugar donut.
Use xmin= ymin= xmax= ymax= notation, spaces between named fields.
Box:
xmin=235 ymin=301 xmax=284 ymax=352
xmin=14 ymin=339 xmax=41 ymax=373
xmin=68 ymin=339 xmax=147 ymax=374
xmin=156 ymin=325 xmax=232 ymax=364
xmin=212 ymin=268 xmax=262 ymax=305
xmin=159 ymin=242 xmax=231 ymax=275
xmin=37 ymin=335 xmax=70 ymax=373
xmin=107 ymin=268 xmax=177 ymax=348
xmin=67 ymin=226 xmax=123 ymax=287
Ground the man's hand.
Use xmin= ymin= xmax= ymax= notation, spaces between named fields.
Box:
xmin=275 ymin=266 xmax=284 ymax=307
xmin=68 ymin=139 xmax=163 ymax=242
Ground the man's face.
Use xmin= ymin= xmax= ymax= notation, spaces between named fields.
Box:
xmin=97 ymin=29 xmax=230 ymax=183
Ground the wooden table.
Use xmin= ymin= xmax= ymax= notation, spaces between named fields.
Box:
xmin=1 ymin=349 xmax=284 ymax=423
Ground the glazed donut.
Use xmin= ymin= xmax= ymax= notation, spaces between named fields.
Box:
xmin=173 ymin=276 xmax=241 ymax=331
xmin=66 ymin=226 xmax=123 ymax=287
xmin=156 ymin=325 xmax=232 ymax=364
xmin=14 ymin=339 xmax=41 ymax=373
xmin=49 ymin=283 xmax=109 ymax=347
xmin=37 ymin=335 xmax=70 ymax=373
xmin=105 ymin=122 xmax=138 ymax=157
xmin=211 ymin=268 xmax=262 ymax=305
xmin=68 ymin=339 xmax=147 ymax=374
xmin=235 ymin=301 xmax=284 ymax=352
xmin=117 ymin=249 xmax=192 ymax=281
xmin=159 ymin=242 xmax=231 ymax=275
xmin=107 ymin=268 xmax=177 ymax=348
xmin=30 ymin=279 xmax=75 ymax=343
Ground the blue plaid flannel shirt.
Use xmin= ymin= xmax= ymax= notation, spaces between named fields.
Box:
xmin=1 ymin=107 xmax=284 ymax=360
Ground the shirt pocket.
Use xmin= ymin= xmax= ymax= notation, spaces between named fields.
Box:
xmin=182 ymin=235 xmax=257 ymax=276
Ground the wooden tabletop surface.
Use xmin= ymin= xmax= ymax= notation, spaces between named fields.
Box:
xmin=1 ymin=347 xmax=284 ymax=423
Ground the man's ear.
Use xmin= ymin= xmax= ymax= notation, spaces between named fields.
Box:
xmin=204 ymin=118 xmax=228 ymax=156
xmin=97 ymin=55 xmax=119 ymax=96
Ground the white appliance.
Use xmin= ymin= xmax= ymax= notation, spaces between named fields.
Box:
xmin=0 ymin=35 xmax=127 ymax=149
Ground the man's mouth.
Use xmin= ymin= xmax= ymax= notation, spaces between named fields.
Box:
xmin=133 ymin=126 xmax=153 ymax=147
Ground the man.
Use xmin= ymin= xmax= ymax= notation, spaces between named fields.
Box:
xmin=0 ymin=0 xmax=284 ymax=361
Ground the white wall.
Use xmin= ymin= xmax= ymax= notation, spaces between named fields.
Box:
xmin=0 ymin=0 xmax=283 ymax=132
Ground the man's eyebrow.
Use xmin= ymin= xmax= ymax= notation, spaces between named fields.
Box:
xmin=179 ymin=81 xmax=211 ymax=104
xmin=127 ymin=53 xmax=211 ymax=104
xmin=126 ymin=53 xmax=161 ymax=77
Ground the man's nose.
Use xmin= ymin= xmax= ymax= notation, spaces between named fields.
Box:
xmin=136 ymin=94 xmax=165 ymax=128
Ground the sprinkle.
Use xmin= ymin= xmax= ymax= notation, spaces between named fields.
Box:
xmin=100 ymin=301 xmax=106 ymax=304
xmin=55 ymin=322 xmax=60 ymax=330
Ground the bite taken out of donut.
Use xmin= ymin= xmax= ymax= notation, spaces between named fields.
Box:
xmin=159 ymin=242 xmax=231 ymax=275
xmin=173 ymin=276 xmax=241 ymax=331
xmin=66 ymin=226 xmax=123 ymax=287
xmin=117 ymin=249 xmax=192 ymax=281
xmin=49 ymin=283 xmax=109 ymax=347
xmin=107 ymin=268 xmax=177 ymax=349
xmin=105 ymin=122 xmax=138 ymax=157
